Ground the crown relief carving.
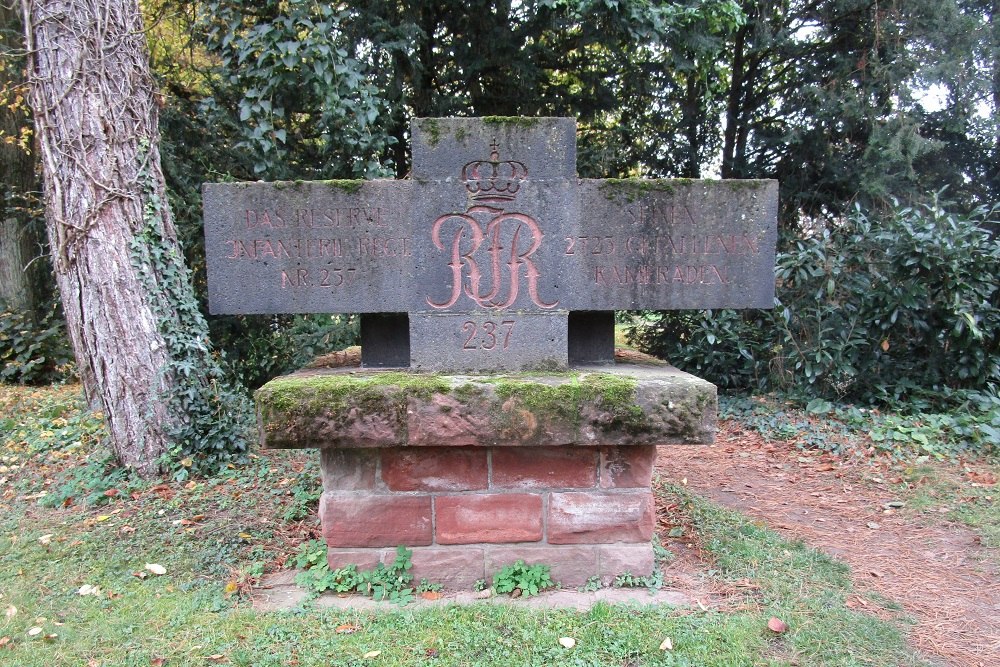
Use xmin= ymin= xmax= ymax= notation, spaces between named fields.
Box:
xmin=461 ymin=139 xmax=528 ymax=203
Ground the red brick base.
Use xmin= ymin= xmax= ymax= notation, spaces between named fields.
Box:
xmin=319 ymin=445 xmax=657 ymax=588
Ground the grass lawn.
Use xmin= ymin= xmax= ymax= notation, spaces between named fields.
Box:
xmin=0 ymin=384 xmax=959 ymax=666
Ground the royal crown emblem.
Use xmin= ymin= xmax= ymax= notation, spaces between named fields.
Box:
xmin=462 ymin=139 xmax=528 ymax=202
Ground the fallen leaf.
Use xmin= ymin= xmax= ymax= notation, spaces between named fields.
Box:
xmin=419 ymin=591 xmax=441 ymax=601
xmin=145 ymin=563 xmax=167 ymax=576
xmin=180 ymin=457 xmax=193 ymax=468
xmin=558 ymin=637 xmax=576 ymax=649
xmin=27 ymin=627 xmax=42 ymax=637
xmin=77 ymin=584 xmax=101 ymax=596
xmin=96 ymin=515 xmax=111 ymax=522
xmin=37 ymin=534 xmax=53 ymax=546
xmin=767 ymin=617 xmax=788 ymax=633
xmin=335 ymin=624 xmax=360 ymax=634
xmin=866 ymin=522 xmax=880 ymax=530
xmin=223 ymin=581 xmax=238 ymax=596
xmin=132 ymin=571 xmax=148 ymax=580
xmin=206 ymin=655 xmax=227 ymax=663
xmin=0 ymin=636 xmax=11 ymax=648
xmin=4 ymin=605 xmax=14 ymax=619
xmin=966 ymin=471 xmax=997 ymax=486
xmin=150 ymin=658 xmax=167 ymax=666
xmin=103 ymin=488 xmax=119 ymax=497
xmin=659 ymin=637 xmax=673 ymax=651
xmin=184 ymin=481 xmax=197 ymax=490
xmin=43 ymin=633 xmax=57 ymax=641
xmin=363 ymin=650 xmax=381 ymax=659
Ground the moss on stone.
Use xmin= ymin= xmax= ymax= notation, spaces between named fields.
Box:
xmin=257 ymin=367 xmax=713 ymax=447
xmin=417 ymin=118 xmax=444 ymax=146
xmin=598 ymin=179 xmax=693 ymax=203
xmin=256 ymin=372 xmax=450 ymax=423
xmin=492 ymin=377 xmax=584 ymax=424
xmin=482 ymin=116 xmax=542 ymax=128
xmin=324 ymin=180 xmax=364 ymax=195
xmin=723 ymin=179 xmax=768 ymax=191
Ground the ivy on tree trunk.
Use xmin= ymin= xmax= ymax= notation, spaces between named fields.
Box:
xmin=22 ymin=0 xmax=250 ymax=476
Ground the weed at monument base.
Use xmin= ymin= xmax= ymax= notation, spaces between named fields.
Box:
xmin=491 ymin=560 xmax=554 ymax=597
xmin=293 ymin=542 xmax=421 ymax=605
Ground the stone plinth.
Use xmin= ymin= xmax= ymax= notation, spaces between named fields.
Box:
xmin=257 ymin=358 xmax=716 ymax=588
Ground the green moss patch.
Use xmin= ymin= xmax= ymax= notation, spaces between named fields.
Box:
xmin=598 ymin=179 xmax=693 ymax=203
xmin=255 ymin=372 xmax=450 ymax=430
xmin=481 ymin=116 xmax=542 ymax=128
xmin=417 ymin=118 xmax=444 ymax=146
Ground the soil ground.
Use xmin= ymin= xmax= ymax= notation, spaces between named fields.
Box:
xmin=656 ymin=421 xmax=1000 ymax=667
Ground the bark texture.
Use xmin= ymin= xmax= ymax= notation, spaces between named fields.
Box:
xmin=23 ymin=0 xmax=185 ymax=474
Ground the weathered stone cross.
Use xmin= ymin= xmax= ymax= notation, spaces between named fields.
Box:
xmin=203 ymin=117 xmax=777 ymax=371
xmin=203 ymin=118 xmax=778 ymax=588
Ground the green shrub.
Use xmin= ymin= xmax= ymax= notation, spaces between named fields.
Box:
xmin=0 ymin=297 xmax=75 ymax=385
xmin=629 ymin=199 xmax=1000 ymax=408
xmin=209 ymin=314 xmax=359 ymax=390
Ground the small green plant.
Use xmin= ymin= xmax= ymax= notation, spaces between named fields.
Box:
xmin=473 ymin=578 xmax=487 ymax=592
xmin=416 ymin=578 xmax=442 ymax=594
xmin=613 ymin=569 xmax=664 ymax=591
xmin=613 ymin=571 xmax=641 ymax=588
xmin=275 ymin=467 xmax=322 ymax=522
xmin=652 ymin=534 xmax=674 ymax=564
xmin=491 ymin=560 xmax=554 ymax=597
xmin=578 ymin=575 xmax=602 ymax=592
xmin=293 ymin=542 xmax=420 ymax=605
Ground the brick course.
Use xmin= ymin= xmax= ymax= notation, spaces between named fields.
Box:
xmin=435 ymin=493 xmax=543 ymax=544
xmin=320 ymin=493 xmax=433 ymax=548
xmin=599 ymin=446 xmax=655 ymax=489
xmin=492 ymin=446 xmax=597 ymax=489
xmin=547 ymin=491 xmax=655 ymax=544
xmin=381 ymin=446 xmax=488 ymax=491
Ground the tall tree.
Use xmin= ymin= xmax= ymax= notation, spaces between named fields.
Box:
xmin=0 ymin=0 xmax=36 ymax=312
xmin=22 ymin=0 xmax=248 ymax=475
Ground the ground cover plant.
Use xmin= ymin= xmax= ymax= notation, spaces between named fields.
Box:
xmin=3 ymin=384 xmax=997 ymax=665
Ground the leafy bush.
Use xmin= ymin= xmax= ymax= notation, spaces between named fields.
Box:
xmin=0 ymin=297 xmax=75 ymax=385
xmin=209 ymin=314 xmax=359 ymax=390
xmin=629 ymin=199 xmax=1000 ymax=409
xmin=721 ymin=392 xmax=1000 ymax=459
xmin=157 ymin=87 xmax=359 ymax=391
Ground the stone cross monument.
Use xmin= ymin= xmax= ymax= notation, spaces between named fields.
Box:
xmin=203 ymin=117 xmax=776 ymax=588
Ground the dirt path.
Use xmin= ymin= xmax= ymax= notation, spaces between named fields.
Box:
xmin=655 ymin=421 xmax=1000 ymax=667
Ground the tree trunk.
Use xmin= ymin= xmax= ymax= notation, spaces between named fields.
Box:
xmin=0 ymin=1 xmax=36 ymax=313
xmin=22 ymin=0 xmax=200 ymax=475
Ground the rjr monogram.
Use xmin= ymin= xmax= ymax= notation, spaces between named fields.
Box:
xmin=426 ymin=140 xmax=557 ymax=310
